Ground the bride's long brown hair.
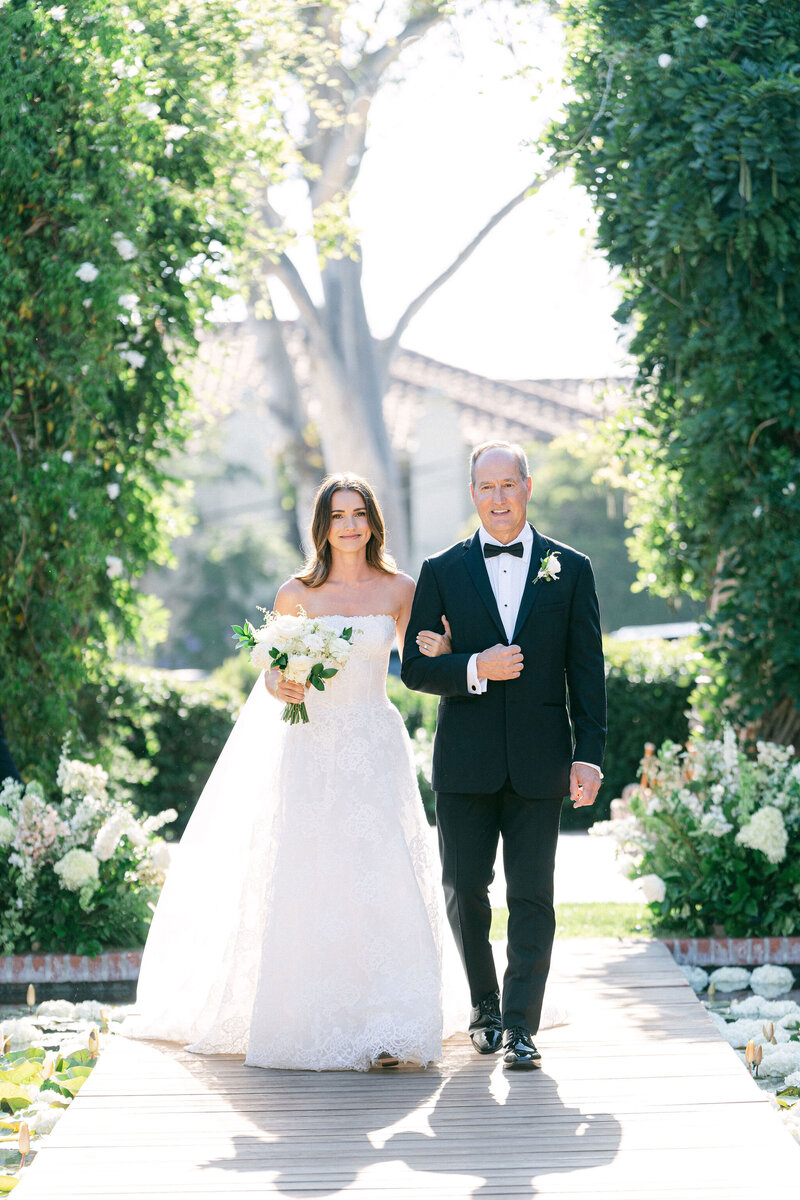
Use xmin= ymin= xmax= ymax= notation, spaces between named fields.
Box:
xmin=295 ymin=474 xmax=397 ymax=589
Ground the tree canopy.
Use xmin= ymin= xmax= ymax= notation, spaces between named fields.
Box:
xmin=0 ymin=0 xmax=315 ymax=778
xmin=551 ymin=0 xmax=800 ymax=743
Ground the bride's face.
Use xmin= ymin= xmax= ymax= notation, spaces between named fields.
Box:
xmin=327 ymin=489 xmax=372 ymax=554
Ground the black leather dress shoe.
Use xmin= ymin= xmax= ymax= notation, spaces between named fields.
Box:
xmin=468 ymin=991 xmax=502 ymax=1054
xmin=502 ymin=1026 xmax=542 ymax=1070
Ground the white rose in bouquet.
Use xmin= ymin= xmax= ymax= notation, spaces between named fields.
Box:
xmin=284 ymin=654 xmax=315 ymax=684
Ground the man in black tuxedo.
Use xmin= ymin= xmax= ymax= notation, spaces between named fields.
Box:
xmin=402 ymin=441 xmax=606 ymax=1070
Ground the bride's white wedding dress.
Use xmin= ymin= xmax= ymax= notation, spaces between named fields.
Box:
xmin=124 ymin=615 xmax=448 ymax=1070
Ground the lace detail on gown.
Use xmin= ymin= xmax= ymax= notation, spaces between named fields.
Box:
xmin=123 ymin=616 xmax=446 ymax=1071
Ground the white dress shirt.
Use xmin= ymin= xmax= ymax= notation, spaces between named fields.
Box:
xmin=465 ymin=523 xmax=602 ymax=779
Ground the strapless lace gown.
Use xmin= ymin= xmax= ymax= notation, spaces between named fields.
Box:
xmin=124 ymin=615 xmax=445 ymax=1071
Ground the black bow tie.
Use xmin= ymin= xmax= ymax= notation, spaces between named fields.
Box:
xmin=484 ymin=541 xmax=524 ymax=559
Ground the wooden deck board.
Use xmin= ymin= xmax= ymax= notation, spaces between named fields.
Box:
xmin=15 ymin=939 xmax=800 ymax=1199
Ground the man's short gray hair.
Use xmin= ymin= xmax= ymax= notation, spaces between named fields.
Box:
xmin=469 ymin=440 xmax=529 ymax=488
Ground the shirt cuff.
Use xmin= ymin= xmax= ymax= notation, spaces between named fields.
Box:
xmin=573 ymin=761 xmax=604 ymax=780
xmin=467 ymin=654 xmax=487 ymax=695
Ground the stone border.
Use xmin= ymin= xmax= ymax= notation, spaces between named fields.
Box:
xmin=0 ymin=951 xmax=142 ymax=984
xmin=662 ymin=937 xmax=800 ymax=966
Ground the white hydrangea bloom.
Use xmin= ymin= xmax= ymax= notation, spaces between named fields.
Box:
xmin=36 ymin=999 xmax=76 ymax=1020
xmin=0 ymin=815 xmax=15 ymax=847
xmin=750 ymin=964 xmax=795 ymax=999
xmin=149 ymin=840 xmax=172 ymax=872
xmin=680 ymin=965 xmax=709 ymax=991
xmin=75 ymin=262 xmax=99 ymax=282
xmin=136 ymin=101 xmax=160 ymax=119
xmin=658 ymin=53 xmax=672 ymax=68
xmin=119 ymin=349 xmax=146 ymax=369
xmin=709 ymin=967 xmax=752 ymax=993
xmin=694 ymin=14 xmax=708 ymax=28
xmin=759 ymin=1042 xmax=800 ymax=1079
xmin=732 ymin=996 xmax=800 ymax=1020
xmin=54 ymin=848 xmax=100 ymax=892
xmin=2 ymin=1018 xmax=42 ymax=1050
xmin=736 ymin=805 xmax=788 ymax=864
xmin=165 ymin=124 xmax=189 ymax=140
xmin=27 ymin=1107 xmax=65 ymax=1135
xmin=105 ymin=555 xmax=124 ymax=579
xmin=638 ymin=873 xmax=666 ymax=903
xmin=718 ymin=1018 xmax=791 ymax=1048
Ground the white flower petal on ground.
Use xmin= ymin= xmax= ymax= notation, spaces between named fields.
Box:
xmin=708 ymin=966 xmax=752 ymax=993
xmin=75 ymin=262 xmax=99 ymax=283
xmin=680 ymin=965 xmax=709 ymax=992
xmin=750 ymin=964 xmax=795 ymax=999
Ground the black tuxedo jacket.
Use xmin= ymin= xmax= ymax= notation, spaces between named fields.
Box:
xmin=401 ymin=525 xmax=606 ymax=800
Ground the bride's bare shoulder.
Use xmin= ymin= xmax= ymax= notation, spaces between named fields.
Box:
xmin=274 ymin=577 xmax=309 ymax=615
xmin=386 ymin=571 xmax=416 ymax=613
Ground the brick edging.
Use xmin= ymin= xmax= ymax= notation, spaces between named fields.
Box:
xmin=661 ymin=937 xmax=800 ymax=966
xmin=0 ymin=951 xmax=142 ymax=984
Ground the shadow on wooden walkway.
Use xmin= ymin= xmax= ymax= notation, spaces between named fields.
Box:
xmin=17 ymin=939 xmax=800 ymax=1199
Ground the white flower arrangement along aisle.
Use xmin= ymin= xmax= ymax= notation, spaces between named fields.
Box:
xmin=0 ymin=748 xmax=176 ymax=957
xmin=677 ymin=963 xmax=800 ymax=1143
xmin=591 ymin=727 xmax=800 ymax=938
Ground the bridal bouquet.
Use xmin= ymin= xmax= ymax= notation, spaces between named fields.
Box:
xmin=232 ymin=609 xmax=354 ymax=724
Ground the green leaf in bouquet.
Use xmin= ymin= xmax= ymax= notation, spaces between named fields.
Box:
xmin=341 ymin=627 xmax=353 ymax=641
xmin=309 ymin=677 xmax=325 ymax=691
xmin=318 ymin=668 xmax=337 ymax=679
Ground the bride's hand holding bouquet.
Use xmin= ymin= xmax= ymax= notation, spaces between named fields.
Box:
xmin=232 ymin=609 xmax=354 ymax=725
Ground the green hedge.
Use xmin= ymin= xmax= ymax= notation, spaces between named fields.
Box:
xmin=78 ymin=665 xmax=241 ymax=839
xmin=76 ymin=640 xmax=697 ymax=840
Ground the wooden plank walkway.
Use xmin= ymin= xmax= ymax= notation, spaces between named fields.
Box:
xmin=16 ymin=939 xmax=800 ymax=1200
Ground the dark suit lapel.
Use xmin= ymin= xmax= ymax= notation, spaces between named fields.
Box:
xmin=512 ymin=525 xmax=551 ymax=642
xmin=463 ymin=532 xmax=507 ymax=642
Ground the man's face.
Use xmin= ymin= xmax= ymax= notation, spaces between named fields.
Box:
xmin=470 ymin=449 xmax=532 ymax=543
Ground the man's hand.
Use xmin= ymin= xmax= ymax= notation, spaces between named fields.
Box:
xmin=570 ymin=763 xmax=602 ymax=809
xmin=476 ymin=644 xmax=524 ymax=681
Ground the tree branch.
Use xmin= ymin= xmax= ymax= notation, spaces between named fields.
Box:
xmin=360 ymin=6 xmax=448 ymax=87
xmin=381 ymin=162 xmax=564 ymax=364
xmin=380 ymin=55 xmax=621 ymax=366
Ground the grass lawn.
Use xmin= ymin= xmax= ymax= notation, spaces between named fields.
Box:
xmin=490 ymin=902 xmax=656 ymax=941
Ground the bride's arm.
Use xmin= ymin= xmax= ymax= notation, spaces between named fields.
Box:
xmin=393 ymin=575 xmax=417 ymax=660
xmin=263 ymin=579 xmax=307 ymax=703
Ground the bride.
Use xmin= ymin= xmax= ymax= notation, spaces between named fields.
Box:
xmin=124 ymin=473 xmax=456 ymax=1070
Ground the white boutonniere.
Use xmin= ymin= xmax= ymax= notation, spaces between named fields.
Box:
xmin=534 ymin=548 xmax=561 ymax=584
